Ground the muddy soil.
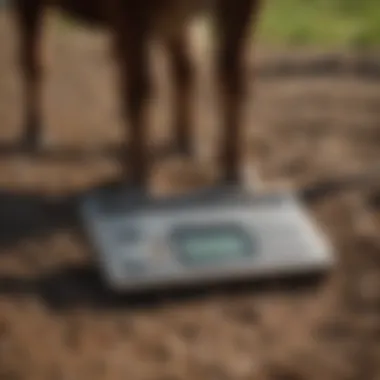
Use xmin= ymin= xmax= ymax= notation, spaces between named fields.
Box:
xmin=0 ymin=9 xmax=380 ymax=380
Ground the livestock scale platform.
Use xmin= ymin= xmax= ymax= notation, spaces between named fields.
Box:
xmin=79 ymin=182 xmax=335 ymax=293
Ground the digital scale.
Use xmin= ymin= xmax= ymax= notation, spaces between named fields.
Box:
xmin=79 ymin=185 xmax=335 ymax=293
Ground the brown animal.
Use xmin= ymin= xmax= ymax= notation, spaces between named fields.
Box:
xmin=13 ymin=0 xmax=261 ymax=188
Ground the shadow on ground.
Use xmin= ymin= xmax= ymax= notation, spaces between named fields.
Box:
xmin=0 ymin=262 xmax=326 ymax=312
xmin=0 ymin=188 xmax=79 ymax=249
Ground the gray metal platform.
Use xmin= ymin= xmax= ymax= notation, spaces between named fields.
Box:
xmin=79 ymin=185 xmax=335 ymax=292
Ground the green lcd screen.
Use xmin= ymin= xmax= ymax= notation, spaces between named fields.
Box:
xmin=170 ymin=223 xmax=255 ymax=266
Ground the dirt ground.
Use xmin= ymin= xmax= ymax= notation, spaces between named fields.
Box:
xmin=1 ymin=8 xmax=380 ymax=380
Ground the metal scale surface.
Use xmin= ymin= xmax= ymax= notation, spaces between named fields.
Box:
xmin=80 ymin=183 xmax=335 ymax=292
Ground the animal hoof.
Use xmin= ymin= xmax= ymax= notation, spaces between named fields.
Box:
xmin=127 ymin=171 xmax=150 ymax=192
xmin=99 ymin=178 xmax=128 ymax=192
xmin=21 ymin=129 xmax=43 ymax=154
xmin=174 ymin=137 xmax=193 ymax=157
xmin=220 ymin=171 xmax=242 ymax=186
xmin=98 ymin=177 xmax=149 ymax=198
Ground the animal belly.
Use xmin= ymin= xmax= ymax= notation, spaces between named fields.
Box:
xmin=56 ymin=0 xmax=106 ymax=26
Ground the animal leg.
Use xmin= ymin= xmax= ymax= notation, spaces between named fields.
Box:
xmin=111 ymin=9 xmax=151 ymax=188
xmin=214 ymin=0 xmax=260 ymax=184
xmin=14 ymin=0 xmax=45 ymax=151
xmin=166 ymin=29 xmax=194 ymax=156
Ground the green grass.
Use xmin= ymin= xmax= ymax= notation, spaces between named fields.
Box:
xmin=258 ymin=0 xmax=380 ymax=47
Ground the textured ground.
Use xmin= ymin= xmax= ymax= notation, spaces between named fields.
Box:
xmin=0 ymin=9 xmax=380 ymax=380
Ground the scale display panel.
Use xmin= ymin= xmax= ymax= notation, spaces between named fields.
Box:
xmin=170 ymin=223 xmax=255 ymax=266
xmin=79 ymin=186 xmax=335 ymax=292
